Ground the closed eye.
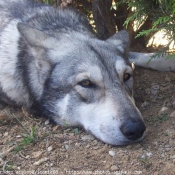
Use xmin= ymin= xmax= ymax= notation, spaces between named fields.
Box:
xmin=123 ymin=73 xmax=132 ymax=82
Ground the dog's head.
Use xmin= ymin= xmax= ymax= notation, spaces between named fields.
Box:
xmin=18 ymin=23 xmax=146 ymax=145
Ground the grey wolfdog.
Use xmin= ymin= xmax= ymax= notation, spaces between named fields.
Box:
xmin=1 ymin=0 xmax=172 ymax=146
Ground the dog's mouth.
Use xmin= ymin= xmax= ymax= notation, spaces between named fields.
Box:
xmin=120 ymin=130 xmax=146 ymax=146
xmin=86 ymin=124 xmax=146 ymax=146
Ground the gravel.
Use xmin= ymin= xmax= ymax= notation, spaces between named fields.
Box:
xmin=0 ymin=67 xmax=175 ymax=174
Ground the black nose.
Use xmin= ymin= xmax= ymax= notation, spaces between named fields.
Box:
xmin=120 ymin=120 xmax=146 ymax=140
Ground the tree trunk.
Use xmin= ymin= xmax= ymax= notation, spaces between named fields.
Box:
xmin=92 ymin=0 xmax=116 ymax=39
xmin=114 ymin=2 xmax=128 ymax=31
xmin=131 ymin=17 xmax=153 ymax=47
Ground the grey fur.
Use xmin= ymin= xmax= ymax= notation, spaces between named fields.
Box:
xmin=0 ymin=0 xmax=146 ymax=145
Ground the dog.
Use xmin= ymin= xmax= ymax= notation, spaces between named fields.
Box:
xmin=0 ymin=0 xmax=158 ymax=146
xmin=129 ymin=52 xmax=175 ymax=72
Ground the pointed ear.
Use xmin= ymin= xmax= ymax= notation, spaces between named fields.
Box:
xmin=17 ymin=23 xmax=56 ymax=98
xmin=17 ymin=23 xmax=57 ymax=48
xmin=106 ymin=30 xmax=130 ymax=53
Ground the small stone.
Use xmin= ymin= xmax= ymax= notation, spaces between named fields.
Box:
xmin=153 ymin=172 xmax=159 ymax=175
xmin=165 ymin=144 xmax=170 ymax=148
xmin=170 ymin=155 xmax=175 ymax=159
xmin=153 ymin=141 xmax=158 ymax=146
xmin=16 ymin=135 xmax=22 ymax=138
xmin=45 ymin=120 xmax=50 ymax=125
xmin=151 ymin=89 xmax=159 ymax=95
xmin=145 ymin=88 xmax=150 ymax=94
xmin=151 ymin=84 xmax=159 ymax=90
xmin=170 ymin=111 xmax=175 ymax=117
xmin=146 ymin=152 xmax=152 ymax=157
xmin=32 ymin=151 xmax=43 ymax=159
xmin=150 ymin=84 xmax=159 ymax=95
xmin=110 ymin=165 xmax=119 ymax=171
xmin=141 ymin=101 xmax=149 ymax=108
xmin=126 ymin=145 xmax=132 ymax=149
xmin=161 ymin=83 xmax=168 ymax=87
xmin=4 ymin=132 xmax=8 ymax=136
xmin=47 ymin=145 xmax=53 ymax=152
xmin=135 ymin=143 xmax=141 ymax=149
xmin=33 ymin=157 xmax=48 ymax=166
xmin=65 ymin=145 xmax=69 ymax=150
xmin=53 ymin=125 xmax=60 ymax=132
xmin=109 ymin=150 xmax=116 ymax=157
xmin=165 ymin=148 xmax=171 ymax=152
xmin=158 ymin=107 xmax=169 ymax=115
xmin=81 ymin=134 xmax=94 ymax=141
xmin=25 ymin=155 xmax=30 ymax=159
xmin=140 ymin=155 xmax=146 ymax=159
xmin=165 ymin=77 xmax=171 ymax=82
xmin=161 ymin=153 xmax=165 ymax=157
xmin=85 ymin=144 xmax=90 ymax=148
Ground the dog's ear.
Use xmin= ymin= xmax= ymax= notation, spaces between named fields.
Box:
xmin=17 ymin=23 xmax=57 ymax=49
xmin=17 ymin=23 xmax=54 ymax=97
xmin=106 ymin=30 xmax=130 ymax=54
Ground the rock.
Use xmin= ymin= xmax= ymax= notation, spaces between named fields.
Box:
xmin=110 ymin=165 xmax=119 ymax=171
xmin=81 ymin=134 xmax=94 ymax=141
xmin=109 ymin=150 xmax=116 ymax=157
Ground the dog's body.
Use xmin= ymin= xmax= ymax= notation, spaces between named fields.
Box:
xmin=129 ymin=52 xmax=175 ymax=72
xmin=1 ymin=0 xmax=172 ymax=146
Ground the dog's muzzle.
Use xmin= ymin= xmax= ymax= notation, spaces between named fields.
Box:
xmin=120 ymin=120 xmax=146 ymax=141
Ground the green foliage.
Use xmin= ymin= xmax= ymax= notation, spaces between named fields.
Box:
xmin=14 ymin=126 xmax=37 ymax=152
xmin=147 ymin=112 xmax=169 ymax=123
xmin=38 ymin=0 xmax=55 ymax=5
xmin=124 ymin=0 xmax=175 ymax=53
xmin=21 ymin=126 xmax=37 ymax=145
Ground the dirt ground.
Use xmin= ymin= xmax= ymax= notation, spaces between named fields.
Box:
xmin=0 ymin=66 xmax=175 ymax=175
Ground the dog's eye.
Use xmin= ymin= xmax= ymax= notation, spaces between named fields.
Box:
xmin=123 ymin=73 xmax=131 ymax=82
xmin=78 ymin=79 xmax=93 ymax=88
